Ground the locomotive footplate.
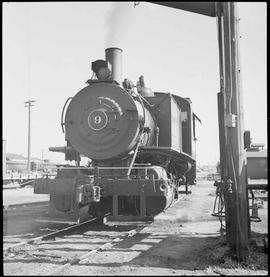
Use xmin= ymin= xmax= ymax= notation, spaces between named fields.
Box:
xmin=34 ymin=172 xmax=177 ymax=222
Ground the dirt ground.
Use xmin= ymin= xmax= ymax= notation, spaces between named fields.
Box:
xmin=3 ymin=180 xmax=268 ymax=275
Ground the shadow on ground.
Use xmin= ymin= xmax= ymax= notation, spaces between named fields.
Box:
xmin=78 ymin=231 xmax=268 ymax=272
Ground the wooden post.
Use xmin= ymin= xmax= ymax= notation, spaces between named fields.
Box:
xmin=113 ymin=194 xmax=118 ymax=217
xmin=216 ymin=2 xmax=249 ymax=260
xmin=217 ymin=93 xmax=227 ymax=179
xmin=3 ymin=140 xmax=6 ymax=178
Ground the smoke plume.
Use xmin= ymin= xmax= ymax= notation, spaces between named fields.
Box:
xmin=104 ymin=2 xmax=137 ymax=47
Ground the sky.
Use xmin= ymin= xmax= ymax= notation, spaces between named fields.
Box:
xmin=2 ymin=2 xmax=267 ymax=166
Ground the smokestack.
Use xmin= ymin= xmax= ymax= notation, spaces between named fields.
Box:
xmin=105 ymin=48 xmax=123 ymax=84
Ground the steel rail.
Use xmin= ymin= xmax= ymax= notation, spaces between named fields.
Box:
xmin=3 ymin=201 xmax=49 ymax=211
xmin=4 ymin=217 xmax=97 ymax=253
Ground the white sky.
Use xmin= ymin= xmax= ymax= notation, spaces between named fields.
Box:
xmin=3 ymin=2 xmax=267 ymax=165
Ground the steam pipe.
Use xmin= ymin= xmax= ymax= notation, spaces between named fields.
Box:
xmin=105 ymin=47 xmax=123 ymax=84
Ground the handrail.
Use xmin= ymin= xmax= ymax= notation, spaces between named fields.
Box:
xmin=58 ymin=165 xmax=157 ymax=178
xmin=59 ymin=166 xmax=154 ymax=170
xmin=61 ymin=97 xmax=73 ymax=133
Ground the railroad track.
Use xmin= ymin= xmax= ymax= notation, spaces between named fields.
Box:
xmin=3 ymin=201 xmax=49 ymax=211
xmin=4 ymin=214 xmax=151 ymax=275
xmin=4 ymin=217 xmax=98 ymax=253
xmin=4 ymin=194 xmax=188 ymax=275
xmin=49 ymin=223 xmax=147 ymax=275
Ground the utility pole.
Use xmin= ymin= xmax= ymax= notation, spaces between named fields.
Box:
xmin=3 ymin=139 xmax=6 ymax=178
xmin=24 ymin=100 xmax=36 ymax=172
xmin=216 ymin=2 xmax=248 ymax=261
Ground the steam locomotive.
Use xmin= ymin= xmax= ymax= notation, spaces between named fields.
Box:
xmin=34 ymin=48 xmax=200 ymax=223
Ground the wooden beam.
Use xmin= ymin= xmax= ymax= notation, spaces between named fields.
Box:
xmin=151 ymin=2 xmax=216 ymax=17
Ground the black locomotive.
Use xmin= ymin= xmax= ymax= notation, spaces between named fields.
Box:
xmin=34 ymin=48 xmax=200 ymax=222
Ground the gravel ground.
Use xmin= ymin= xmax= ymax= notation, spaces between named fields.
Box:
xmin=3 ymin=180 xmax=268 ymax=276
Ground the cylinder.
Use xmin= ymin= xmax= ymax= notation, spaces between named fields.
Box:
xmin=105 ymin=48 xmax=123 ymax=85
